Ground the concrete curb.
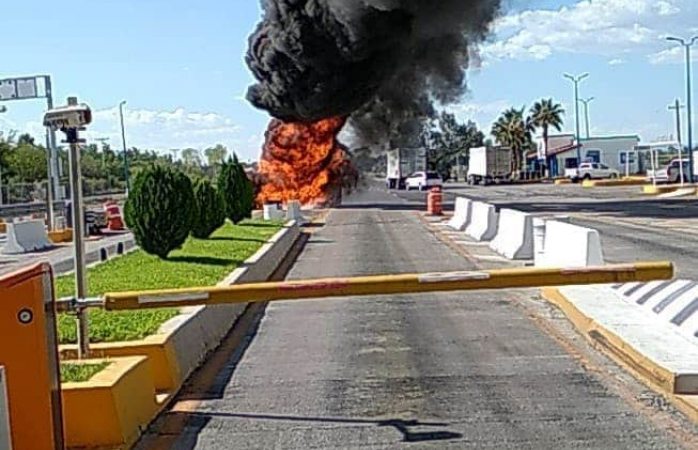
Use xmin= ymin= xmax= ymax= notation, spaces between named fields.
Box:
xmin=62 ymin=356 xmax=161 ymax=450
xmin=59 ymin=221 xmax=301 ymax=448
xmin=582 ymin=178 xmax=646 ymax=187
xmin=542 ymin=287 xmax=698 ymax=424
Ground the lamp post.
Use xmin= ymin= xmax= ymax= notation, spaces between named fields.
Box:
xmin=0 ymin=106 xmax=5 ymax=205
xmin=579 ymin=97 xmax=595 ymax=139
xmin=564 ymin=72 xmax=589 ymax=165
xmin=119 ymin=101 xmax=130 ymax=194
xmin=666 ymin=36 xmax=698 ymax=182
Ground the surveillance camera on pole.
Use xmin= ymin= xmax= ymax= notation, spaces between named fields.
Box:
xmin=43 ymin=101 xmax=91 ymax=132
xmin=43 ymin=96 xmax=92 ymax=358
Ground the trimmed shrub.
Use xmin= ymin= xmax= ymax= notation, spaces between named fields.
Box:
xmin=124 ymin=164 xmax=195 ymax=259
xmin=218 ymin=154 xmax=254 ymax=224
xmin=191 ymin=178 xmax=226 ymax=239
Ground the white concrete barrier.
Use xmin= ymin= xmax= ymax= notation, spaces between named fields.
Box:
xmin=536 ymin=220 xmax=604 ymax=268
xmin=447 ymin=197 xmax=472 ymax=231
xmin=2 ymin=219 xmax=53 ymax=255
xmin=489 ymin=208 xmax=534 ymax=260
xmin=263 ymin=204 xmax=284 ymax=221
xmin=286 ymin=200 xmax=307 ymax=224
xmin=465 ymin=202 xmax=498 ymax=241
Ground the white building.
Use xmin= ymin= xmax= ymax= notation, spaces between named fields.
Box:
xmin=537 ymin=134 xmax=641 ymax=177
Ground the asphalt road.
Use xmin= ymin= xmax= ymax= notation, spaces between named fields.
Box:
xmin=396 ymin=182 xmax=698 ymax=280
xmin=164 ymin=185 xmax=689 ymax=449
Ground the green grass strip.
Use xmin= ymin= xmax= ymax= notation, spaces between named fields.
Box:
xmin=57 ymin=220 xmax=283 ymax=344
xmin=60 ymin=362 xmax=110 ymax=383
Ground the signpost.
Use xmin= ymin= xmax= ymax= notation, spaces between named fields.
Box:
xmin=0 ymin=75 xmax=62 ymax=229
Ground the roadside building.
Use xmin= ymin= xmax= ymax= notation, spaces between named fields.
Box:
xmin=535 ymin=134 xmax=641 ymax=177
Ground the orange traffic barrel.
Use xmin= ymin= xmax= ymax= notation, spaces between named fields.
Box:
xmin=427 ymin=186 xmax=443 ymax=216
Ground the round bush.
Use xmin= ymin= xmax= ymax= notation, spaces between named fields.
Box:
xmin=124 ymin=165 xmax=195 ymax=259
xmin=191 ymin=178 xmax=225 ymax=239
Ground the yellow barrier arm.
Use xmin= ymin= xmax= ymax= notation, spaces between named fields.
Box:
xmin=100 ymin=262 xmax=673 ymax=311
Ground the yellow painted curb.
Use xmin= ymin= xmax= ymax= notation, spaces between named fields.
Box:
xmin=48 ymin=228 xmax=73 ymax=243
xmin=642 ymin=184 xmax=696 ymax=195
xmin=60 ymin=334 xmax=180 ymax=393
xmin=62 ymin=356 xmax=164 ymax=449
xmin=582 ymin=178 xmax=646 ymax=188
xmin=541 ymin=287 xmax=698 ymax=425
xmin=554 ymin=179 xmax=571 ymax=185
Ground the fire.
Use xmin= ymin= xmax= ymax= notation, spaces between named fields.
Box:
xmin=256 ymin=117 xmax=354 ymax=207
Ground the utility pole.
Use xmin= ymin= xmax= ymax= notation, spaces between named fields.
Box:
xmin=564 ymin=72 xmax=589 ymax=165
xmin=669 ymin=99 xmax=687 ymax=184
xmin=579 ymin=97 xmax=595 ymax=139
xmin=668 ymin=99 xmax=685 ymax=145
xmin=667 ymin=36 xmax=698 ymax=182
xmin=119 ymin=101 xmax=129 ymax=194
xmin=0 ymin=106 xmax=5 ymax=206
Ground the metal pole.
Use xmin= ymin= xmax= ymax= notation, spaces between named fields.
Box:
xmin=669 ymin=99 xmax=685 ymax=184
xmin=564 ymin=73 xmax=588 ymax=166
xmin=579 ymin=97 xmax=594 ymax=139
xmin=0 ymin=106 xmax=5 ymax=206
xmin=43 ymin=131 xmax=55 ymax=231
xmin=44 ymin=76 xmax=62 ymax=229
xmin=669 ymin=99 xmax=684 ymax=144
xmin=66 ymin=97 xmax=89 ymax=358
xmin=686 ymin=43 xmax=694 ymax=182
xmin=119 ymin=101 xmax=129 ymax=194
xmin=574 ymin=81 xmax=581 ymax=162
xmin=667 ymin=37 xmax=697 ymax=182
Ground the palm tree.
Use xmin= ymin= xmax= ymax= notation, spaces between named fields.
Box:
xmin=491 ymin=107 xmax=534 ymax=178
xmin=530 ymin=99 xmax=564 ymax=176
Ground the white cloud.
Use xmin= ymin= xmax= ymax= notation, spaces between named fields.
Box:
xmin=608 ymin=58 xmax=625 ymax=66
xmin=482 ymin=0 xmax=698 ymax=64
xmin=84 ymin=106 xmax=244 ymax=153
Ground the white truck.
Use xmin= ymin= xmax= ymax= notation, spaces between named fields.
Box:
xmin=565 ymin=162 xmax=619 ymax=182
xmin=386 ymin=147 xmax=427 ymax=189
xmin=466 ymin=146 xmax=512 ymax=185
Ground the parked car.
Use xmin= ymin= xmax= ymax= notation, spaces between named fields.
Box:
xmin=565 ymin=162 xmax=619 ymax=182
xmin=404 ymin=171 xmax=442 ymax=191
xmin=646 ymin=159 xmax=690 ymax=184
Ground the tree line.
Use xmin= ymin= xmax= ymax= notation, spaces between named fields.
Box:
xmin=0 ymin=131 xmax=238 ymax=201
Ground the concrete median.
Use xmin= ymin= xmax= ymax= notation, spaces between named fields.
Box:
xmin=465 ymin=201 xmax=498 ymax=242
xmin=612 ymin=279 xmax=698 ymax=344
xmin=2 ymin=219 xmax=53 ymax=255
xmin=447 ymin=197 xmax=472 ymax=231
xmin=488 ymin=208 xmax=534 ymax=260
xmin=536 ymin=220 xmax=604 ymax=268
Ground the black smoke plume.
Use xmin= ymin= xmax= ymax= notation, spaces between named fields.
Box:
xmin=246 ymin=0 xmax=502 ymax=145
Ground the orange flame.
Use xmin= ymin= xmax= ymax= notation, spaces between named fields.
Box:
xmin=256 ymin=117 xmax=351 ymax=206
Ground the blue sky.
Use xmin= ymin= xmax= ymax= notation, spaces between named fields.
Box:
xmin=0 ymin=0 xmax=697 ymax=161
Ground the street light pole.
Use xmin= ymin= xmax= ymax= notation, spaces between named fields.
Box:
xmin=0 ymin=106 xmax=5 ymax=206
xmin=119 ymin=101 xmax=129 ymax=194
xmin=579 ymin=97 xmax=595 ymax=139
xmin=564 ymin=72 xmax=589 ymax=165
xmin=667 ymin=36 xmax=698 ymax=182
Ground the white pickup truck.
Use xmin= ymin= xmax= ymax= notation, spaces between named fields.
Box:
xmin=565 ymin=162 xmax=619 ymax=182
